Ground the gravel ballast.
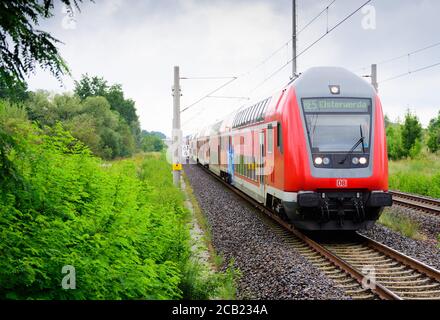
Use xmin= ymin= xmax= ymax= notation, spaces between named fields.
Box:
xmin=387 ymin=206 xmax=440 ymax=242
xmin=184 ymin=164 xmax=348 ymax=300
xmin=360 ymin=222 xmax=440 ymax=270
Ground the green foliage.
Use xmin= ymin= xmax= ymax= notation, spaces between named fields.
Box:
xmin=141 ymin=132 xmax=165 ymax=152
xmin=401 ymin=110 xmax=422 ymax=158
xmin=427 ymin=111 xmax=440 ymax=153
xmin=180 ymin=260 xmax=238 ymax=300
xmin=0 ymin=1 xmax=90 ymax=92
xmin=386 ymin=125 xmax=405 ymax=160
xmin=0 ymin=76 xmax=29 ymax=103
xmin=24 ymin=92 xmax=137 ymax=159
xmin=389 ymin=154 xmax=440 ymax=198
xmin=74 ymin=75 xmax=140 ymax=133
xmin=0 ymin=118 xmax=191 ymax=299
xmin=144 ymin=130 xmax=167 ymax=140
xmin=386 ymin=111 xmax=424 ymax=160
xmin=409 ymin=139 xmax=422 ymax=159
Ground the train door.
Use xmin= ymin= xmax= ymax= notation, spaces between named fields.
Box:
xmin=258 ymin=131 xmax=266 ymax=202
xmin=227 ymin=135 xmax=234 ymax=183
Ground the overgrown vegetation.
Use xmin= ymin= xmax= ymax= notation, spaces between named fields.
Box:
xmin=386 ymin=110 xmax=440 ymax=198
xmin=388 ymin=153 xmax=440 ymax=198
xmin=378 ymin=210 xmax=425 ymax=241
xmin=1 ymin=75 xmax=166 ymax=160
xmin=386 ymin=110 xmax=423 ymax=160
xmin=181 ymin=173 xmax=238 ymax=299
xmin=0 ymin=104 xmax=229 ymax=299
xmin=141 ymin=131 xmax=166 ymax=152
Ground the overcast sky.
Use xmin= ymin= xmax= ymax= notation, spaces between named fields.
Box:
xmin=27 ymin=0 xmax=440 ymax=135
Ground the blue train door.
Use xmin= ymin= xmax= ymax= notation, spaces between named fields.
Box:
xmin=259 ymin=131 xmax=265 ymax=202
xmin=227 ymin=136 xmax=234 ymax=183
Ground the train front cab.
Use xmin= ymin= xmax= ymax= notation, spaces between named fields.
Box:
xmin=282 ymin=67 xmax=393 ymax=231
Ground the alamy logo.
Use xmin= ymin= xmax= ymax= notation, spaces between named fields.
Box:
xmin=361 ymin=5 xmax=376 ymax=30
xmin=61 ymin=265 xmax=76 ymax=289
xmin=362 ymin=265 xmax=376 ymax=290
xmin=61 ymin=4 xmax=77 ymax=30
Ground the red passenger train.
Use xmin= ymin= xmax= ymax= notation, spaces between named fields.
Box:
xmin=189 ymin=67 xmax=392 ymax=230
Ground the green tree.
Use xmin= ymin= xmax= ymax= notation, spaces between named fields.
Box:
xmin=74 ymin=75 xmax=139 ymax=124
xmin=0 ymin=77 xmax=29 ymax=103
xmin=73 ymin=75 xmax=108 ymax=100
xmin=74 ymin=75 xmax=141 ymax=146
xmin=141 ymin=133 xmax=165 ymax=152
xmin=0 ymin=1 xmax=89 ymax=92
xmin=386 ymin=124 xmax=405 ymax=160
xmin=427 ymin=111 xmax=440 ymax=153
xmin=401 ymin=110 xmax=422 ymax=158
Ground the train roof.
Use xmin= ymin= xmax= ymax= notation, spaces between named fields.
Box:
xmin=190 ymin=66 xmax=375 ymax=138
xmin=292 ymin=66 xmax=375 ymax=98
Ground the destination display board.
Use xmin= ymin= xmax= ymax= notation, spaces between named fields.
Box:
xmin=302 ymin=98 xmax=371 ymax=113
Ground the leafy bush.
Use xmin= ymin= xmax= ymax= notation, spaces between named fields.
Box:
xmin=427 ymin=111 xmax=440 ymax=153
xmin=141 ymin=133 xmax=165 ymax=152
xmin=0 ymin=117 xmax=190 ymax=299
xmin=25 ymin=91 xmax=137 ymax=159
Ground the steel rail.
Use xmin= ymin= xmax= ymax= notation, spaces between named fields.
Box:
xmin=390 ymin=190 xmax=440 ymax=216
xmin=192 ymin=164 xmax=404 ymax=300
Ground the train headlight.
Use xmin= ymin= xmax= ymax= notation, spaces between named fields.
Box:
xmin=314 ymin=157 xmax=323 ymax=165
xmin=359 ymin=157 xmax=367 ymax=165
xmin=323 ymin=157 xmax=330 ymax=165
xmin=329 ymin=85 xmax=340 ymax=95
xmin=352 ymin=157 xmax=359 ymax=165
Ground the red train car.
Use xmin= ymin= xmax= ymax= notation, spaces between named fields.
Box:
xmin=190 ymin=67 xmax=392 ymax=230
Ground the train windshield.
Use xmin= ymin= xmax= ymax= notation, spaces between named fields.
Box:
xmin=302 ymin=98 xmax=372 ymax=153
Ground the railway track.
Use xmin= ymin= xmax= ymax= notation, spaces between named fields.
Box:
xmin=195 ymin=165 xmax=440 ymax=300
xmin=390 ymin=190 xmax=440 ymax=216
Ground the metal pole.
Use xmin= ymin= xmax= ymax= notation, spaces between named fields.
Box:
xmin=371 ymin=64 xmax=378 ymax=92
xmin=292 ymin=0 xmax=297 ymax=78
xmin=172 ymin=66 xmax=182 ymax=187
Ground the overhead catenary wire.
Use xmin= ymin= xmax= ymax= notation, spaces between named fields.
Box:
xmin=181 ymin=0 xmax=340 ymax=117
xmin=180 ymin=77 xmax=237 ymax=113
xmin=249 ymin=0 xmax=372 ymax=94
xmin=355 ymin=40 xmax=440 ymax=72
xmin=379 ymin=61 xmax=440 ymax=83
xmin=297 ymin=0 xmax=337 ymax=35
xmin=238 ymin=0 xmax=338 ymax=79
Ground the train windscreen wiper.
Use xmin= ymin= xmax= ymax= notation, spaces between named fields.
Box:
xmin=339 ymin=125 xmax=365 ymax=165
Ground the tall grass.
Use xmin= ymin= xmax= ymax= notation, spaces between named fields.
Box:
xmin=389 ymin=153 xmax=440 ymax=198
xmin=378 ymin=210 xmax=425 ymax=240
xmin=181 ymin=173 xmax=238 ymax=299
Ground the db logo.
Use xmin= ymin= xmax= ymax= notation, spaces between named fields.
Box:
xmin=336 ymin=179 xmax=348 ymax=188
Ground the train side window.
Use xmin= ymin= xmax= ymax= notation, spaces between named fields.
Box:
xmin=241 ymin=109 xmax=246 ymax=126
xmin=251 ymin=103 xmax=259 ymax=123
xmin=277 ymin=122 xmax=283 ymax=153
xmin=248 ymin=106 xmax=255 ymax=124
xmin=260 ymin=100 xmax=269 ymax=120
xmin=245 ymin=107 xmax=251 ymax=124
xmin=256 ymin=102 xmax=265 ymax=121
xmin=267 ymin=125 xmax=273 ymax=154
